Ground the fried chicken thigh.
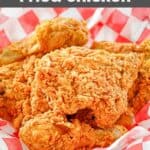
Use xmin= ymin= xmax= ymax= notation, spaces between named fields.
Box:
xmin=18 ymin=46 xmax=142 ymax=149
xmin=30 ymin=46 xmax=142 ymax=128
xmin=0 ymin=45 xmax=143 ymax=149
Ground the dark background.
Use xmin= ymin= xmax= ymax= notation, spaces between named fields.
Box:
xmin=0 ymin=0 xmax=150 ymax=7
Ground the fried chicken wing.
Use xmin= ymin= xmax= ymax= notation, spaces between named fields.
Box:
xmin=30 ymin=46 xmax=143 ymax=128
xmin=19 ymin=110 xmax=127 ymax=150
xmin=0 ymin=18 xmax=88 ymax=66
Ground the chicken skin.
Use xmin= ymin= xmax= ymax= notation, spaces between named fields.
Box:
xmin=0 ymin=17 xmax=88 ymax=129
xmin=130 ymin=40 xmax=150 ymax=113
xmin=0 ymin=55 xmax=39 ymax=128
xmin=0 ymin=17 xmax=88 ymax=66
xmin=20 ymin=110 xmax=127 ymax=150
xmin=0 ymin=45 xmax=142 ymax=149
xmin=0 ymin=17 xmax=147 ymax=150
xmin=91 ymin=41 xmax=142 ymax=53
xmin=91 ymin=40 xmax=150 ymax=113
xmin=30 ymin=46 xmax=143 ymax=128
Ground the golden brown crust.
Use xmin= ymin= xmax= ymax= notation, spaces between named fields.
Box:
xmin=30 ymin=46 xmax=143 ymax=128
xmin=130 ymin=58 xmax=150 ymax=113
xmin=19 ymin=110 xmax=127 ymax=150
xmin=127 ymin=40 xmax=150 ymax=113
xmin=36 ymin=18 xmax=88 ymax=51
xmin=0 ymin=17 xmax=88 ymax=129
xmin=0 ymin=55 xmax=38 ymax=128
xmin=91 ymin=41 xmax=142 ymax=53
xmin=0 ymin=35 xmax=38 ymax=66
xmin=0 ymin=18 xmax=88 ymax=66
xmin=91 ymin=40 xmax=150 ymax=114
xmin=0 ymin=45 xmax=141 ymax=149
xmin=0 ymin=18 xmax=148 ymax=149
xmin=116 ymin=107 xmax=135 ymax=128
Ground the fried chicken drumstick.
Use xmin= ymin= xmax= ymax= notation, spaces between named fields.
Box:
xmin=0 ymin=17 xmax=88 ymax=66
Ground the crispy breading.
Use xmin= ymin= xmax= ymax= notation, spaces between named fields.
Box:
xmin=0 ymin=17 xmax=147 ymax=149
xmin=30 ymin=46 xmax=142 ymax=128
xmin=0 ymin=97 xmax=12 ymax=122
xmin=139 ymin=40 xmax=150 ymax=58
xmin=0 ymin=45 xmax=137 ymax=149
xmin=130 ymin=41 xmax=150 ymax=112
xmin=67 ymin=108 xmax=98 ymax=128
xmin=19 ymin=110 xmax=127 ymax=150
xmin=91 ymin=41 xmax=142 ymax=53
xmin=0 ymin=18 xmax=88 ymax=66
xmin=71 ymin=107 xmax=135 ymax=129
xmin=0 ymin=17 xmax=88 ymax=128
xmin=0 ymin=35 xmax=39 ymax=66
xmin=0 ymin=55 xmax=39 ymax=128
xmin=36 ymin=18 xmax=88 ymax=51
xmin=91 ymin=40 xmax=150 ymax=113
xmin=0 ymin=47 xmax=141 ymax=150
xmin=91 ymin=41 xmax=143 ymax=101
xmin=0 ymin=45 xmax=143 ymax=149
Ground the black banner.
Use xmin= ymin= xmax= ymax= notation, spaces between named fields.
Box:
xmin=0 ymin=0 xmax=150 ymax=7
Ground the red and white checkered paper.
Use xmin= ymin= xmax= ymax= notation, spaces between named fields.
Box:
xmin=0 ymin=8 xmax=150 ymax=150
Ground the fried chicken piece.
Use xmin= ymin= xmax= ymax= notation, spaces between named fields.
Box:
xmin=0 ymin=55 xmax=40 ymax=128
xmin=0 ymin=52 xmax=129 ymax=149
xmin=91 ymin=41 xmax=143 ymax=100
xmin=0 ymin=17 xmax=88 ymax=128
xmin=0 ymin=61 xmax=23 ymax=122
xmin=128 ymin=62 xmax=150 ymax=114
xmin=0 ymin=35 xmax=38 ymax=66
xmin=36 ymin=18 xmax=88 ymax=51
xmin=19 ymin=110 xmax=127 ymax=150
xmin=91 ymin=41 xmax=142 ymax=53
xmin=0 ymin=46 xmax=133 ymax=149
xmin=91 ymin=40 xmax=150 ymax=113
xmin=130 ymin=51 xmax=150 ymax=113
xmin=30 ymin=46 xmax=143 ymax=128
xmin=0 ymin=18 xmax=88 ymax=66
